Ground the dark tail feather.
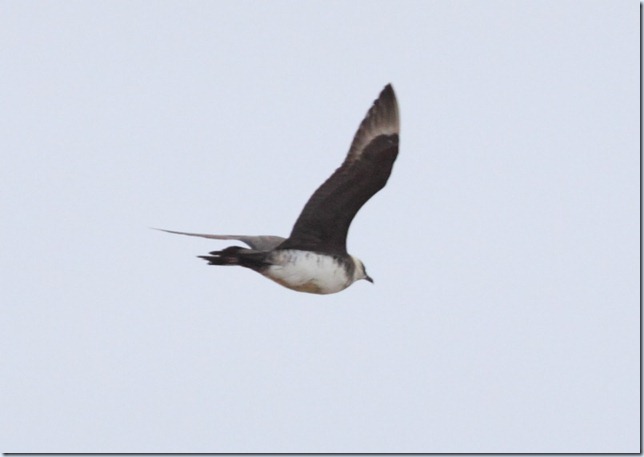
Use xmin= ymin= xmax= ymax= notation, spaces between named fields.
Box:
xmin=197 ymin=246 xmax=269 ymax=270
xmin=197 ymin=246 xmax=245 ymax=266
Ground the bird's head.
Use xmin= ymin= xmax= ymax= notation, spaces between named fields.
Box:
xmin=351 ymin=256 xmax=374 ymax=284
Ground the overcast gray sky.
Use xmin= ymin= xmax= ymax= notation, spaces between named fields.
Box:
xmin=1 ymin=0 xmax=639 ymax=453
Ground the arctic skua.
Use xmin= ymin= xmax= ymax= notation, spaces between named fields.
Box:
xmin=159 ymin=84 xmax=400 ymax=294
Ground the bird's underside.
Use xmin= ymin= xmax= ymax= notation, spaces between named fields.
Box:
xmin=158 ymin=84 xmax=399 ymax=294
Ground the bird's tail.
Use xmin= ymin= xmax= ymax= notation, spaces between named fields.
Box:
xmin=198 ymin=246 xmax=269 ymax=271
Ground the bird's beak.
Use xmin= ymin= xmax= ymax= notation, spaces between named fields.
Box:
xmin=365 ymin=275 xmax=374 ymax=284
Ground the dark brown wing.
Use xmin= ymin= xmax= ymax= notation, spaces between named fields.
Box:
xmin=278 ymin=84 xmax=400 ymax=255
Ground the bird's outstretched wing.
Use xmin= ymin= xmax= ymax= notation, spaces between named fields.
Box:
xmin=278 ymin=84 xmax=400 ymax=254
xmin=154 ymin=228 xmax=285 ymax=251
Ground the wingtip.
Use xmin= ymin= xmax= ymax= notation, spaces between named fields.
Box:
xmin=343 ymin=83 xmax=400 ymax=162
xmin=381 ymin=83 xmax=396 ymax=100
xmin=374 ymin=83 xmax=399 ymax=133
xmin=151 ymin=227 xmax=182 ymax=235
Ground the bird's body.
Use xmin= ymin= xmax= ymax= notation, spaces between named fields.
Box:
xmin=262 ymin=250 xmax=359 ymax=295
xmin=158 ymin=84 xmax=400 ymax=294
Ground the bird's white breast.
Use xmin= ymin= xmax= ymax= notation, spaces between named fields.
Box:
xmin=263 ymin=250 xmax=352 ymax=295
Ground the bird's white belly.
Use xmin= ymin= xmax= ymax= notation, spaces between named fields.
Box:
xmin=263 ymin=250 xmax=351 ymax=295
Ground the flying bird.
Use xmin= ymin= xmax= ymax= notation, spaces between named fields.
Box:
xmin=159 ymin=84 xmax=399 ymax=294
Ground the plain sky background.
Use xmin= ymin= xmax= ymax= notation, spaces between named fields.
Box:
xmin=1 ymin=0 xmax=639 ymax=453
